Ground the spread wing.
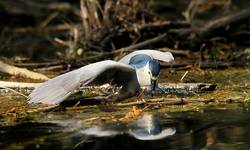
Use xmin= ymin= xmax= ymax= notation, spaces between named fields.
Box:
xmin=118 ymin=50 xmax=174 ymax=64
xmin=28 ymin=60 xmax=135 ymax=105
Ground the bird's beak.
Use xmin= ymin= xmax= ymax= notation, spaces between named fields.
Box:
xmin=151 ymin=76 xmax=158 ymax=91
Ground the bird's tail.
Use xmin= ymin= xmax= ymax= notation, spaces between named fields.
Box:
xmin=28 ymin=72 xmax=80 ymax=105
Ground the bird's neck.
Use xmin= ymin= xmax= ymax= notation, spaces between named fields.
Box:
xmin=135 ymin=67 xmax=151 ymax=90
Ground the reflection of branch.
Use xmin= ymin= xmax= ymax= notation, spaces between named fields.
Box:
xmin=0 ymin=61 xmax=49 ymax=81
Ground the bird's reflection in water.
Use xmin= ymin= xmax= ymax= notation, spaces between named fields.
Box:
xmin=3 ymin=106 xmax=250 ymax=150
xmin=128 ymin=114 xmax=176 ymax=140
xmin=81 ymin=114 xmax=176 ymax=140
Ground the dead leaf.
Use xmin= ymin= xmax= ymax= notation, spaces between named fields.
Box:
xmin=120 ymin=106 xmax=144 ymax=121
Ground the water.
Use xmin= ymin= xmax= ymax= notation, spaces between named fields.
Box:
xmin=1 ymin=104 xmax=250 ymax=150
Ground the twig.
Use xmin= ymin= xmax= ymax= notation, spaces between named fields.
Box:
xmin=0 ymin=86 xmax=28 ymax=98
xmin=35 ymin=65 xmax=65 ymax=71
xmin=13 ymin=61 xmax=64 ymax=68
xmin=157 ymin=48 xmax=190 ymax=57
xmin=40 ymin=12 xmax=59 ymax=28
xmin=26 ymin=105 xmax=61 ymax=113
xmin=180 ymin=71 xmax=189 ymax=82
xmin=120 ymin=20 xmax=190 ymax=33
xmin=115 ymin=101 xmax=145 ymax=107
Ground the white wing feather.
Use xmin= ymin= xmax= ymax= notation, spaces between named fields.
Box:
xmin=118 ymin=50 xmax=174 ymax=64
xmin=28 ymin=60 xmax=134 ymax=105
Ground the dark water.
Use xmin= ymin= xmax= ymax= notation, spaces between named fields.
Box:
xmin=1 ymin=105 xmax=250 ymax=150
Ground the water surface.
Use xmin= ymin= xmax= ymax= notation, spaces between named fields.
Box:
xmin=1 ymin=104 xmax=250 ymax=150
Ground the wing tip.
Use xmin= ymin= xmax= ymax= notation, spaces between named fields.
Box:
xmin=164 ymin=51 xmax=174 ymax=61
xmin=27 ymin=85 xmax=69 ymax=105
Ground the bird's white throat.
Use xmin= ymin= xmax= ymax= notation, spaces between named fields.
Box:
xmin=135 ymin=65 xmax=151 ymax=90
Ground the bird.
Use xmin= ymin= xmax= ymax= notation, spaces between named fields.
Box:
xmin=28 ymin=50 xmax=174 ymax=105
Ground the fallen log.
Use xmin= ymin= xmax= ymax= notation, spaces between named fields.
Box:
xmin=0 ymin=80 xmax=216 ymax=108
xmin=0 ymin=61 xmax=49 ymax=81
xmin=160 ymin=83 xmax=217 ymax=93
xmin=0 ymin=81 xmax=216 ymax=94
xmin=64 ymin=97 xmax=215 ymax=109
xmin=58 ymin=83 xmax=217 ymax=107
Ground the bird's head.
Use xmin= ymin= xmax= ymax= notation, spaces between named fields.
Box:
xmin=136 ymin=59 xmax=160 ymax=91
xmin=147 ymin=59 xmax=161 ymax=91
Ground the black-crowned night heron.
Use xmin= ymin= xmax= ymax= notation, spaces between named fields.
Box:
xmin=28 ymin=50 xmax=174 ymax=104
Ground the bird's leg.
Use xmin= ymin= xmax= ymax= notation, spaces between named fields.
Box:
xmin=137 ymin=88 xmax=146 ymax=98
xmin=156 ymin=86 xmax=165 ymax=93
xmin=151 ymin=82 xmax=165 ymax=95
